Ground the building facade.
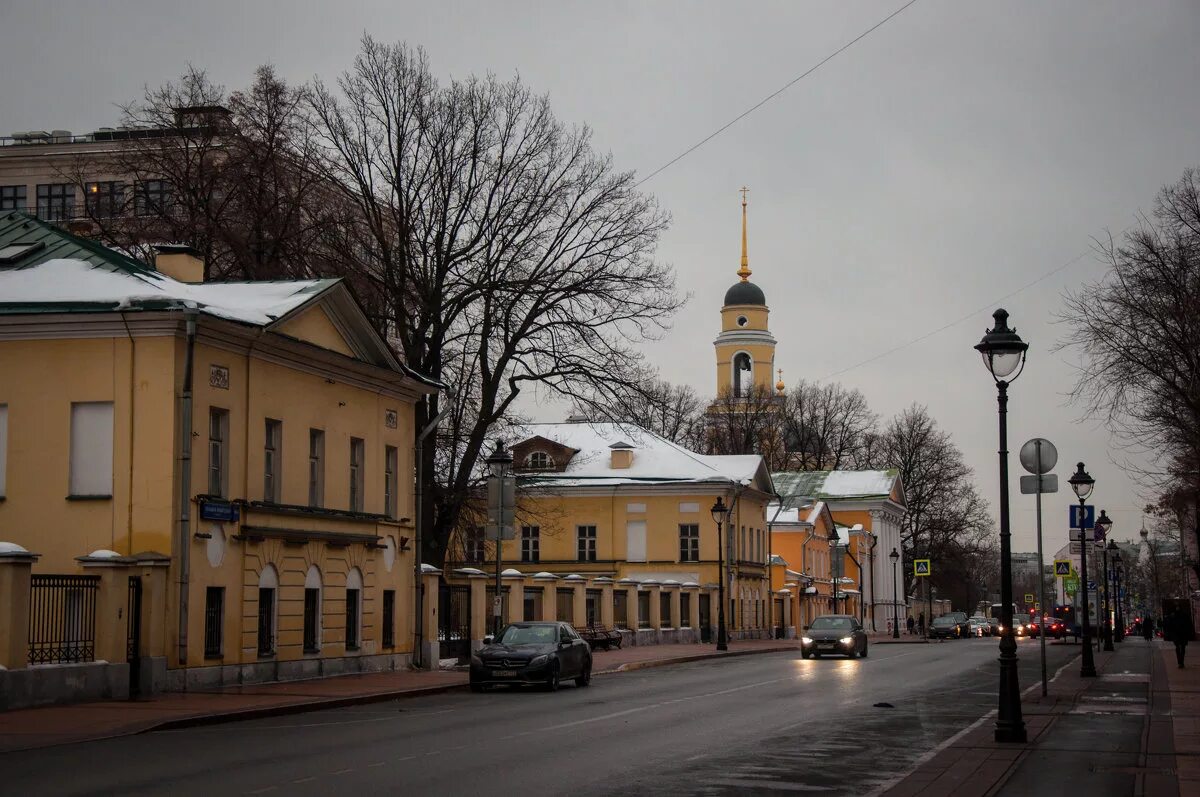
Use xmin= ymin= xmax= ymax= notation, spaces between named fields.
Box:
xmin=0 ymin=213 xmax=435 ymax=699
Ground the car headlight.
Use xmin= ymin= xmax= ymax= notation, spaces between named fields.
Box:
xmin=529 ymin=654 xmax=548 ymax=667
xmin=839 ymin=636 xmax=853 ymax=645
xmin=801 ymin=636 xmax=813 ymax=645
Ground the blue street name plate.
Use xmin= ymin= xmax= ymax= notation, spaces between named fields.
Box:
xmin=200 ymin=501 xmax=239 ymax=522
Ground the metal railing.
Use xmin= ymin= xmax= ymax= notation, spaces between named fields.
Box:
xmin=28 ymin=575 xmax=100 ymax=665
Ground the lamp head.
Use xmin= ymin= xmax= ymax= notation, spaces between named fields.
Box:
xmin=889 ymin=547 xmax=900 ymax=563
xmin=710 ymin=497 xmax=729 ymax=525
xmin=1068 ymin=462 xmax=1094 ymax=500
xmin=485 ymin=440 xmax=513 ymax=478
xmin=974 ymin=308 xmax=1029 ymax=382
xmin=1095 ymin=509 xmax=1113 ymax=537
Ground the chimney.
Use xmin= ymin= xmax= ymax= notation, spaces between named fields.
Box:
xmin=609 ymin=441 xmax=634 ymax=469
xmin=153 ymin=244 xmax=205 ymax=283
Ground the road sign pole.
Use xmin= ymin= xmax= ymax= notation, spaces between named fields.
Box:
xmin=1034 ymin=446 xmax=1048 ymax=697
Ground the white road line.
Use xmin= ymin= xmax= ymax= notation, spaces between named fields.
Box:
xmin=367 ymin=762 xmax=386 ymax=768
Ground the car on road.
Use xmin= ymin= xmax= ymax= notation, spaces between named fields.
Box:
xmin=800 ymin=615 xmax=868 ymax=658
xmin=946 ymin=611 xmax=971 ymax=637
xmin=969 ymin=616 xmax=991 ymax=637
xmin=1028 ymin=615 xmax=1066 ymax=639
xmin=929 ymin=615 xmax=964 ymax=639
xmin=470 ymin=621 xmax=593 ymax=692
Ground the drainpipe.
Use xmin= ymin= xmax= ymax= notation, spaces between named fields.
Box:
xmin=867 ymin=531 xmax=878 ymax=632
xmin=177 ymin=306 xmax=198 ymax=667
xmin=412 ymin=400 xmax=447 ymax=668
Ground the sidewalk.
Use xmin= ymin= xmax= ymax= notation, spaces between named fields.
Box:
xmin=880 ymin=638 xmax=1192 ymax=797
xmin=0 ymin=639 xmax=799 ymax=753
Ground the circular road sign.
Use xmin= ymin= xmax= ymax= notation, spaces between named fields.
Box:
xmin=1019 ymin=438 xmax=1058 ymax=475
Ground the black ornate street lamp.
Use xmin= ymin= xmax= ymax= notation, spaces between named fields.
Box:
xmin=829 ymin=528 xmax=840 ymax=614
xmin=711 ymin=497 xmax=731 ymax=651
xmin=975 ymin=308 xmax=1029 ymax=743
xmin=1108 ymin=541 xmax=1124 ymax=642
xmin=890 ymin=548 xmax=901 ymax=639
xmin=1069 ymin=462 xmax=1098 ymax=677
xmin=1097 ymin=510 xmax=1114 ymax=651
xmin=486 ymin=441 xmax=513 ymax=638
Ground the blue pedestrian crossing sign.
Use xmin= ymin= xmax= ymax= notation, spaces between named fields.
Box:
xmin=1054 ymin=560 xmax=1072 ymax=576
xmin=914 ymin=559 xmax=931 ymax=577
xmin=1069 ymin=505 xmax=1095 ymax=529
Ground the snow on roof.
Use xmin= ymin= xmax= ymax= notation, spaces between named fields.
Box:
xmin=514 ymin=422 xmax=768 ymax=490
xmin=0 ymin=257 xmax=336 ymax=326
xmin=772 ymin=469 xmax=900 ymax=503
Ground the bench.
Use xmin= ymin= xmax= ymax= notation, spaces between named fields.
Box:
xmin=575 ymin=623 xmax=623 ymax=650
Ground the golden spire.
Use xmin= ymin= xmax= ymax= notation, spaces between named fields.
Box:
xmin=738 ymin=186 xmax=751 ymax=281
xmin=776 ymin=368 xmax=785 ymax=395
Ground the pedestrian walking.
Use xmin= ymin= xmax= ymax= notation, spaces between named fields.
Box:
xmin=1164 ymin=609 xmax=1195 ymax=668
xmin=1142 ymin=616 xmax=1155 ymax=641
xmin=906 ymin=616 xmax=915 ymax=636
xmin=918 ymin=612 xmax=925 ymax=636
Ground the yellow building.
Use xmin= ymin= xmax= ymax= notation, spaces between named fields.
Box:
xmin=768 ymin=500 xmax=837 ymax=630
xmin=0 ymin=212 xmax=436 ymax=697
xmin=714 ymin=191 xmax=776 ymax=399
xmin=772 ymin=470 xmax=907 ymax=633
xmin=450 ymin=422 xmax=776 ymax=641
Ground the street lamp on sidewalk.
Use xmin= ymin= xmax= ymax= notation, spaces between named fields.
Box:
xmin=711 ymin=497 xmax=731 ymax=651
xmin=486 ymin=441 xmax=513 ymax=638
xmin=890 ymin=548 xmax=901 ymax=639
xmin=975 ymin=308 xmax=1029 ymax=743
xmin=1097 ymin=510 xmax=1114 ymax=651
xmin=1069 ymin=463 xmax=1098 ymax=677
xmin=1110 ymin=543 xmax=1125 ymax=641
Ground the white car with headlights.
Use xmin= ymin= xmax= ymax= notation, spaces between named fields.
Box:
xmin=800 ymin=615 xmax=869 ymax=659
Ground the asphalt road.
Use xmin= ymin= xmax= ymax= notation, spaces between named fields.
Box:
xmin=0 ymin=637 xmax=1077 ymax=796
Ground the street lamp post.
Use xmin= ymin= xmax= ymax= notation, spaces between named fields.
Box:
xmin=1111 ymin=545 xmax=1125 ymax=641
xmin=1069 ymin=462 xmax=1099 ymax=677
xmin=486 ymin=441 xmax=513 ymax=638
xmin=829 ymin=529 xmax=840 ymax=614
xmin=890 ymin=548 xmax=901 ymax=639
xmin=975 ymin=307 xmax=1030 ymax=743
xmin=1097 ymin=510 xmax=1114 ymax=651
xmin=711 ymin=497 xmax=731 ymax=651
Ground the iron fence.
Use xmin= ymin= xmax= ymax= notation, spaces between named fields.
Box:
xmin=28 ymin=575 xmax=100 ymax=665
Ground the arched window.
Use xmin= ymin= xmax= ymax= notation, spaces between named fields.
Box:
xmin=733 ymin=352 xmax=754 ymax=397
xmin=303 ymin=565 xmax=322 ymax=653
xmin=526 ymin=451 xmax=554 ymax=470
xmin=257 ymin=564 xmax=278 ymax=657
xmin=345 ymin=567 xmax=363 ymax=652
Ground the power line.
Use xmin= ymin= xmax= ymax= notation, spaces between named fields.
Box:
xmin=633 ymin=0 xmax=921 ymax=188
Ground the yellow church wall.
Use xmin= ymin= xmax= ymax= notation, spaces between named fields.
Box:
xmin=715 ymin=342 xmax=777 ymax=395
xmin=720 ymin=305 xmax=770 ymax=331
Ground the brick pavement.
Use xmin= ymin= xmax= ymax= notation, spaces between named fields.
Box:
xmin=0 ymin=638 xmax=798 ymax=753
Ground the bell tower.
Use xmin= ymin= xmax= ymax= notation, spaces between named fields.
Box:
xmin=715 ymin=188 xmax=776 ymax=398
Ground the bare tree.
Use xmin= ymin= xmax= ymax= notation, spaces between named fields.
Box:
xmin=705 ymin=384 xmax=788 ymax=468
xmin=603 ymin=378 xmax=707 ymax=450
xmin=1059 ymin=167 xmax=1200 ymax=587
xmin=308 ymin=39 xmax=680 ymax=565
xmin=779 ymin=379 xmax=878 ymax=470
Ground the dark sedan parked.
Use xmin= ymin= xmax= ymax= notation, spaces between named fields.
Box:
xmin=470 ymin=621 xmax=593 ymax=691
xmin=929 ymin=615 xmax=963 ymax=639
xmin=800 ymin=615 xmax=869 ymax=659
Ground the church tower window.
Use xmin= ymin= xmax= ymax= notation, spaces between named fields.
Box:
xmin=733 ymin=352 xmax=754 ymax=397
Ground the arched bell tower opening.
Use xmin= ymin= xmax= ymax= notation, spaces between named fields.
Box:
xmin=714 ymin=188 xmax=776 ymax=399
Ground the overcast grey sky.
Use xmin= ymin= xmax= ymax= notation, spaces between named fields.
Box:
xmin=3 ymin=0 xmax=1197 ymax=554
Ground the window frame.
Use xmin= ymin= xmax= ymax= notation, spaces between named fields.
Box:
xmin=85 ymin=181 xmax=124 ymax=218
xmin=577 ymin=524 xmax=597 ymax=562
xmin=0 ymin=184 xmax=26 ymax=211
xmin=382 ymin=589 xmax=396 ymax=648
xmin=679 ymin=523 xmax=700 ymax=562
xmin=68 ymin=401 xmax=114 ymax=498
xmin=36 ymin=182 xmax=74 ymax=221
xmin=308 ymin=429 xmax=325 ymax=507
xmin=208 ymin=407 xmax=229 ymax=497
xmin=257 ymin=586 xmax=276 ymax=656
xmin=520 ymin=525 xmax=540 ymax=563
xmin=136 ymin=179 xmax=172 ymax=217
xmin=263 ymin=418 xmax=282 ymax=503
xmin=349 ymin=437 xmax=365 ymax=512
xmin=203 ymin=586 xmax=225 ymax=659
xmin=384 ymin=445 xmax=398 ymax=519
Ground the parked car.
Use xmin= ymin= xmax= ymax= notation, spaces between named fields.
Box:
xmin=1028 ymin=615 xmax=1066 ymax=639
xmin=969 ymin=616 xmax=991 ymax=637
xmin=470 ymin=621 xmax=593 ymax=691
xmin=800 ymin=615 xmax=869 ymax=658
xmin=946 ymin=611 xmax=971 ymax=637
xmin=929 ymin=615 xmax=963 ymax=639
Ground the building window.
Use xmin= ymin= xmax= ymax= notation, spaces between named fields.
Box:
xmin=526 ymin=450 xmax=553 ymax=470
xmin=36 ymin=183 xmax=74 ymax=221
xmin=264 ymin=419 xmax=281 ymax=503
xmin=303 ymin=565 xmax=322 ymax=653
xmin=203 ymin=587 xmax=224 ymax=658
xmin=257 ymin=565 xmax=278 ymax=657
xmin=69 ymin=401 xmax=113 ymax=497
xmin=308 ymin=429 xmax=324 ymax=507
xmin=681 ymin=595 xmax=692 ymax=628
xmin=679 ymin=524 xmax=699 ymax=562
xmin=660 ymin=592 xmax=672 ymax=627
xmin=614 ymin=590 xmax=629 ymax=629
xmin=733 ymin=351 xmax=754 ymax=397
xmin=464 ymin=527 xmax=486 ymax=564
xmin=136 ymin=180 xmax=173 ymax=216
xmin=740 ymin=526 xmax=747 ymax=562
xmin=85 ymin=181 xmax=124 ymax=218
xmin=208 ymin=408 xmax=229 ymax=497
xmin=384 ymin=445 xmax=398 ymax=518
xmin=349 ymin=437 xmax=365 ymax=512
xmin=577 ymin=525 xmax=597 ymax=562
xmin=637 ymin=591 xmax=651 ymax=629
xmin=556 ymin=589 xmax=573 ymax=622
xmin=0 ymin=404 xmax=7 ymax=498
xmin=521 ymin=526 xmax=540 ymax=563
xmin=382 ymin=590 xmax=396 ymax=648
xmin=585 ymin=589 xmax=601 ymax=626
xmin=345 ymin=568 xmax=362 ymax=651
xmin=0 ymin=185 xmax=26 ymax=211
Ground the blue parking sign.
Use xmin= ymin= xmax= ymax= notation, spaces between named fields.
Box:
xmin=1069 ymin=505 xmax=1095 ymax=529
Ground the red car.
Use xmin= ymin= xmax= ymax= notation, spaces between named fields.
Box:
xmin=1028 ymin=616 xmax=1065 ymax=639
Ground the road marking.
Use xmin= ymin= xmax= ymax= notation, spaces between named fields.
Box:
xmin=246 ymin=788 xmax=278 ymax=795
xmin=367 ymin=762 xmax=386 ymax=768
xmin=291 ymin=777 xmax=316 ymax=784
xmin=330 ymin=769 xmax=353 ymax=775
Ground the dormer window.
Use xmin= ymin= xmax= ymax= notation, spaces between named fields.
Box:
xmin=526 ymin=451 xmax=554 ymax=470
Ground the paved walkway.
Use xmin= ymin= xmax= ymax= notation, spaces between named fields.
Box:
xmin=881 ymin=637 xmax=1194 ymax=797
xmin=0 ymin=639 xmax=798 ymax=753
